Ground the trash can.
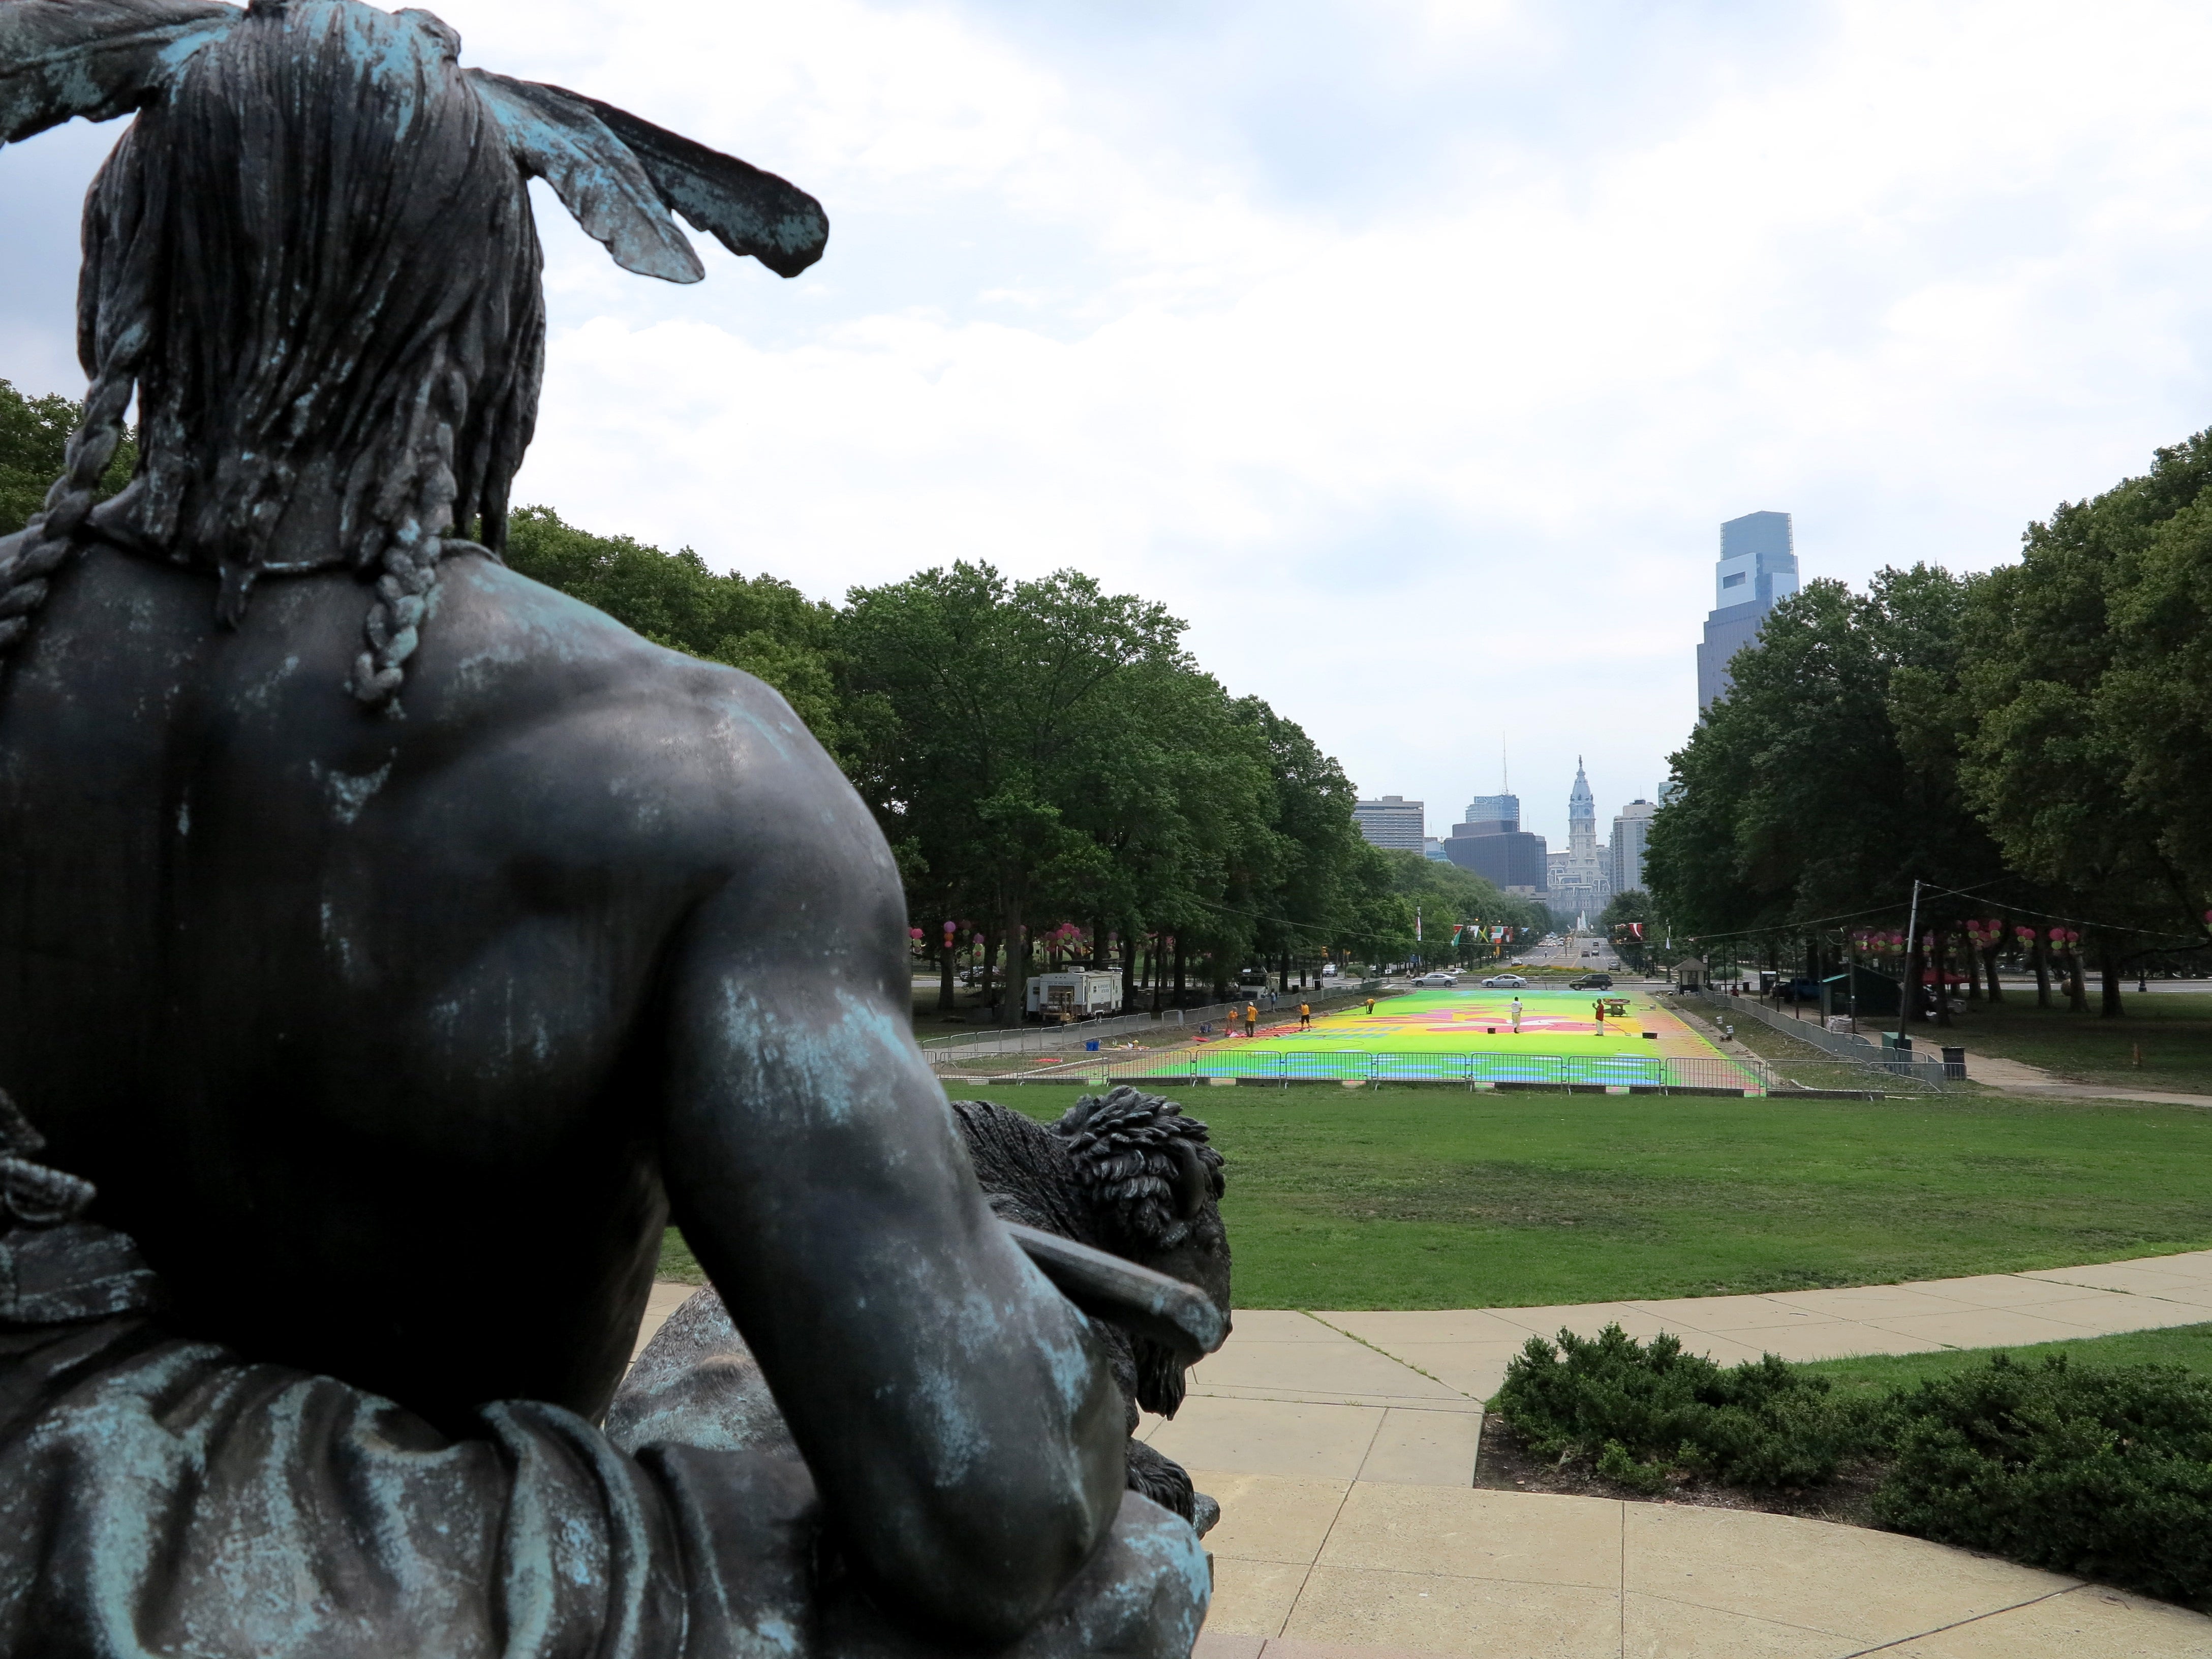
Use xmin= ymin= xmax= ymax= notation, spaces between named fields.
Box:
xmin=1941 ymin=1045 xmax=1965 ymax=1081
xmin=1085 ymin=1039 xmax=1100 ymax=1052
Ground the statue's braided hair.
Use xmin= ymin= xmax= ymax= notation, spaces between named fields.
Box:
xmin=0 ymin=344 xmax=141 ymax=660
xmin=0 ymin=0 xmax=542 ymax=709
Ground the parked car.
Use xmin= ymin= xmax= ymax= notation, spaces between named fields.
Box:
xmin=1410 ymin=971 xmax=1459 ymax=987
xmin=1481 ymin=973 xmax=1528 ymax=989
xmin=1569 ymin=973 xmax=1613 ymax=990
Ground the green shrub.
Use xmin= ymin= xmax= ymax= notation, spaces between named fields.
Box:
xmin=1496 ymin=1324 xmax=1883 ymax=1489
xmin=1495 ymin=1328 xmax=2212 ymax=1609
xmin=1873 ymin=1354 xmax=2212 ymax=1608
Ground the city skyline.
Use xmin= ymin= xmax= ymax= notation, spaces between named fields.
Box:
xmin=1366 ymin=758 xmax=1654 ymax=909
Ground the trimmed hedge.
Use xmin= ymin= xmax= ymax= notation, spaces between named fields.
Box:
xmin=1874 ymin=1353 xmax=2212 ymax=1607
xmin=1498 ymin=1325 xmax=1882 ymax=1492
xmin=1495 ymin=1326 xmax=2212 ymax=1608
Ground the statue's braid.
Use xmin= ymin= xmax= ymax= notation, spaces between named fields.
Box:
xmin=349 ymin=353 xmax=460 ymax=708
xmin=0 ymin=351 xmax=141 ymax=663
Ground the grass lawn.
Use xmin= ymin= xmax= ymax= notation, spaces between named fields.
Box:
xmin=1796 ymin=1322 xmax=2212 ymax=1397
xmin=1937 ymin=992 xmax=2212 ymax=1095
xmin=953 ymin=1083 xmax=2212 ymax=1309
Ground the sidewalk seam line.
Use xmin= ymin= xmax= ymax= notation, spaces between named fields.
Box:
xmin=1616 ymin=1499 xmax=1625 ymax=1659
xmin=1622 ymin=1586 xmax=1886 ymax=1641
xmin=1266 ymin=1562 xmax=1616 ymax=1592
xmin=1303 ymin=1312 xmax=1479 ymax=1401
xmin=1278 ymin=1435 xmax=1376 ymax=1641
xmin=1830 ymin=1583 xmax=2082 ymax=1656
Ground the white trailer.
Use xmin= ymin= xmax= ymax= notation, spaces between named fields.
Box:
xmin=1026 ymin=970 xmax=1122 ymax=1020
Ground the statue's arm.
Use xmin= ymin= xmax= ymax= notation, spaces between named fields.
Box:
xmin=653 ymin=689 xmax=1125 ymax=1640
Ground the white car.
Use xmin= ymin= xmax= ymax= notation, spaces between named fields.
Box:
xmin=1409 ymin=971 xmax=1458 ymax=987
xmin=1481 ymin=973 xmax=1529 ymax=989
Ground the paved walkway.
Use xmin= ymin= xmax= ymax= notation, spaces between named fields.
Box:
xmin=1960 ymin=1048 xmax=2212 ymax=1108
xmin=634 ymin=1249 xmax=2212 ymax=1655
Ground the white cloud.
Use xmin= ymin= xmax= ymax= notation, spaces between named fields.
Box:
xmin=8 ymin=0 xmax=2212 ymax=845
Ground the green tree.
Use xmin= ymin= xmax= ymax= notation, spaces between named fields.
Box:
xmin=1 ymin=378 xmax=138 ymax=535
xmin=502 ymin=505 xmax=848 ymax=760
xmin=1958 ymin=436 xmax=2212 ymax=1013
xmin=840 ymin=562 xmax=1191 ymax=1019
xmin=1648 ymin=567 xmax=2009 ymax=1019
xmin=1600 ymin=889 xmax=1655 ymax=970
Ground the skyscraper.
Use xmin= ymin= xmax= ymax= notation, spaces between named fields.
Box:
xmin=1353 ymin=795 xmax=1424 ymax=850
xmin=1610 ymin=800 xmax=1656 ymax=895
xmin=1697 ymin=510 xmax=1800 ymax=711
xmin=1463 ymin=793 xmax=1519 ymax=830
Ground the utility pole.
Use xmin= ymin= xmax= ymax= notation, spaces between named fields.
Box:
xmin=1904 ymin=878 xmax=1923 ymax=1027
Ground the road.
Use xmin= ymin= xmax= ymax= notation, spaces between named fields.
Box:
xmin=1521 ymin=926 xmax=1620 ymax=972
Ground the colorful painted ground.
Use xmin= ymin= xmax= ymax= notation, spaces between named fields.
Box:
xmin=1109 ymin=986 xmax=1758 ymax=1088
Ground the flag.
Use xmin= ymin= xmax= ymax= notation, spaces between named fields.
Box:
xmin=1415 ymin=907 xmax=1422 ymax=942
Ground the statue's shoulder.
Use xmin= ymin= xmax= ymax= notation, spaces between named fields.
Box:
xmin=416 ymin=553 xmax=848 ymax=851
xmin=428 ymin=553 xmax=801 ymax=719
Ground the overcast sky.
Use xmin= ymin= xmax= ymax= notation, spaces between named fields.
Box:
xmin=7 ymin=1 xmax=2212 ymax=847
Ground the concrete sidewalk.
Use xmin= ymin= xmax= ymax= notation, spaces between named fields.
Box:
xmin=1183 ymin=1481 xmax=2203 ymax=1658
xmin=1961 ymin=1048 xmax=2212 ymax=1108
xmin=1144 ymin=1250 xmax=2212 ymax=1656
xmin=634 ymin=1250 xmax=2212 ymax=1654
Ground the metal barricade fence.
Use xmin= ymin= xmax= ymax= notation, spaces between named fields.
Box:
xmin=1688 ymin=990 xmax=1952 ymax=1090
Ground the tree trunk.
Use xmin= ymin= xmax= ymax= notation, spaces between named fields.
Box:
xmin=1982 ymin=943 xmax=2003 ymax=1003
xmin=980 ymin=925 xmax=997 ymax=1016
xmin=1173 ymin=936 xmax=1187 ymax=1007
xmin=2065 ymin=948 xmax=2088 ymax=1013
xmin=1000 ymin=884 xmax=1028 ymax=1023
xmin=936 ymin=936 xmax=956 ymax=1013
xmin=2033 ymin=934 xmax=2051 ymax=1008
xmin=1121 ymin=920 xmax=1136 ymax=1010
xmin=1933 ymin=921 xmax=1953 ymax=1028
xmin=2099 ymin=946 xmax=2124 ymax=1018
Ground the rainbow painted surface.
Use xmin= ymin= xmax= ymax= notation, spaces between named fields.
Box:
xmin=1113 ymin=987 xmax=1753 ymax=1086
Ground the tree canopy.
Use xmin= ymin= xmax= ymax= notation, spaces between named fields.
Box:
xmin=0 ymin=378 xmax=137 ymax=535
xmin=1648 ymin=426 xmax=2212 ymax=1018
xmin=502 ymin=512 xmax=1412 ymax=1014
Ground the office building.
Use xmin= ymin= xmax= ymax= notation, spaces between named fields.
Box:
xmin=1610 ymin=800 xmax=1656 ymax=895
xmin=1464 ymin=793 xmax=1519 ymax=827
xmin=1422 ymin=837 xmax=1451 ymax=863
xmin=1353 ymin=795 xmax=1424 ymax=851
xmin=1697 ymin=510 xmax=1800 ymax=711
xmin=1443 ymin=820 xmax=1548 ymax=893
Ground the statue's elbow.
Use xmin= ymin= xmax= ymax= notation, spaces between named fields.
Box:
xmin=888 ymin=1448 xmax=1121 ymax=1641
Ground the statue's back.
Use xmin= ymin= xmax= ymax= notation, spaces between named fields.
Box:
xmin=0 ymin=535 xmax=754 ymax=1428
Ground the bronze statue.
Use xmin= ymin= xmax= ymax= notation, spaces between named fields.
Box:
xmin=613 ymin=1091 xmax=1234 ymax=1530
xmin=0 ymin=2 xmax=1213 ymax=1652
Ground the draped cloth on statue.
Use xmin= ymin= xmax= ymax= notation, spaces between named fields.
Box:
xmin=0 ymin=1206 xmax=1204 ymax=1659
xmin=0 ymin=1212 xmax=822 ymax=1659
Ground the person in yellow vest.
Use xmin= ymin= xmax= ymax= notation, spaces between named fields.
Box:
xmin=1365 ymin=997 xmax=1376 ymax=1017
xmin=1298 ymin=1001 xmax=1312 ymax=1030
xmin=1244 ymin=1001 xmax=1258 ymax=1037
